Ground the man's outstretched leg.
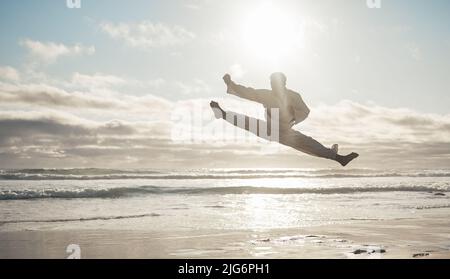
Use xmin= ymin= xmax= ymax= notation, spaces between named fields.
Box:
xmin=210 ymin=101 xmax=272 ymax=141
xmin=279 ymin=128 xmax=359 ymax=167
xmin=336 ymin=151 xmax=360 ymax=167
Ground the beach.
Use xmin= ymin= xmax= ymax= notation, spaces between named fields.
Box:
xmin=1 ymin=217 xmax=450 ymax=259
xmin=0 ymin=168 xmax=449 ymax=259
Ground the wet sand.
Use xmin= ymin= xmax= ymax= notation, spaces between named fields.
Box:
xmin=1 ymin=216 xmax=449 ymax=259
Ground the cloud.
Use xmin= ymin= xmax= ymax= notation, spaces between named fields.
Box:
xmin=304 ymin=100 xmax=450 ymax=144
xmin=175 ymin=79 xmax=211 ymax=97
xmin=71 ymin=72 xmax=166 ymax=91
xmin=0 ymin=110 xmax=194 ymax=168
xmin=0 ymin=82 xmax=127 ymax=109
xmin=71 ymin=72 xmax=127 ymax=89
xmin=183 ymin=0 xmax=211 ymax=10
xmin=0 ymin=66 xmax=20 ymax=82
xmin=0 ymin=111 xmax=157 ymax=141
xmin=0 ymin=81 xmax=172 ymax=113
xmin=1 ymin=72 xmax=449 ymax=169
xmin=99 ymin=21 xmax=195 ymax=48
xmin=292 ymin=100 xmax=450 ymax=168
xmin=20 ymin=39 xmax=95 ymax=63
xmin=0 ymin=108 xmax=268 ymax=169
xmin=0 ymin=109 xmax=173 ymax=147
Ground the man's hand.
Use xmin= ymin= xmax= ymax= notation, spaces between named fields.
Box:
xmin=223 ymin=74 xmax=232 ymax=85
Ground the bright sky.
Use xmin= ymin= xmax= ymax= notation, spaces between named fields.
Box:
xmin=0 ymin=0 xmax=449 ymax=169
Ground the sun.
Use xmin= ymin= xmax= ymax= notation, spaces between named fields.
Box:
xmin=241 ymin=3 xmax=302 ymax=63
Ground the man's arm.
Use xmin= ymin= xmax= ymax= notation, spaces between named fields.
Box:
xmin=289 ymin=90 xmax=310 ymax=125
xmin=223 ymin=74 xmax=270 ymax=105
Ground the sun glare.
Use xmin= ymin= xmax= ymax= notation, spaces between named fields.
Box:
xmin=242 ymin=3 xmax=302 ymax=64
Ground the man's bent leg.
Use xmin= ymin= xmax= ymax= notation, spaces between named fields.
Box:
xmin=279 ymin=129 xmax=337 ymax=160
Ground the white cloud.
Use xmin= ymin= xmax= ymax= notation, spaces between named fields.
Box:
xmin=1 ymin=97 xmax=449 ymax=169
xmin=99 ymin=21 xmax=195 ymax=48
xmin=71 ymin=72 xmax=127 ymax=89
xmin=1 ymin=68 xmax=450 ymax=169
xmin=0 ymin=82 xmax=124 ymax=109
xmin=175 ymin=79 xmax=211 ymax=97
xmin=0 ymin=66 xmax=20 ymax=81
xmin=0 ymin=81 xmax=172 ymax=113
xmin=71 ymin=72 xmax=166 ymax=91
xmin=1 ymin=95 xmax=450 ymax=169
xmin=314 ymin=100 xmax=449 ymax=138
xmin=20 ymin=39 xmax=95 ymax=63
xmin=184 ymin=0 xmax=210 ymax=10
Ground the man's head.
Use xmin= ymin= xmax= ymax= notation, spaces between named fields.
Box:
xmin=270 ymin=72 xmax=287 ymax=93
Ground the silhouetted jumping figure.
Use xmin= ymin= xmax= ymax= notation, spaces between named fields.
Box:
xmin=210 ymin=73 xmax=359 ymax=167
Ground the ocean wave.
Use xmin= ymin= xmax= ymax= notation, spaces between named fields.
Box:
xmin=0 ymin=168 xmax=161 ymax=175
xmin=0 ymin=185 xmax=448 ymax=200
xmin=1 ymin=170 xmax=450 ymax=180
xmin=0 ymin=213 xmax=160 ymax=225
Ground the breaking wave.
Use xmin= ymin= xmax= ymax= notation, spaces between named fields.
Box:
xmin=0 ymin=213 xmax=160 ymax=225
xmin=0 ymin=185 xmax=448 ymax=200
xmin=1 ymin=168 xmax=450 ymax=180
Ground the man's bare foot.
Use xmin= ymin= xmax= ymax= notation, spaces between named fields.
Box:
xmin=336 ymin=152 xmax=359 ymax=167
xmin=210 ymin=101 xmax=225 ymax=119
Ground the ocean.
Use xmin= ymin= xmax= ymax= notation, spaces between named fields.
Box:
xmin=1 ymin=168 xmax=449 ymax=232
